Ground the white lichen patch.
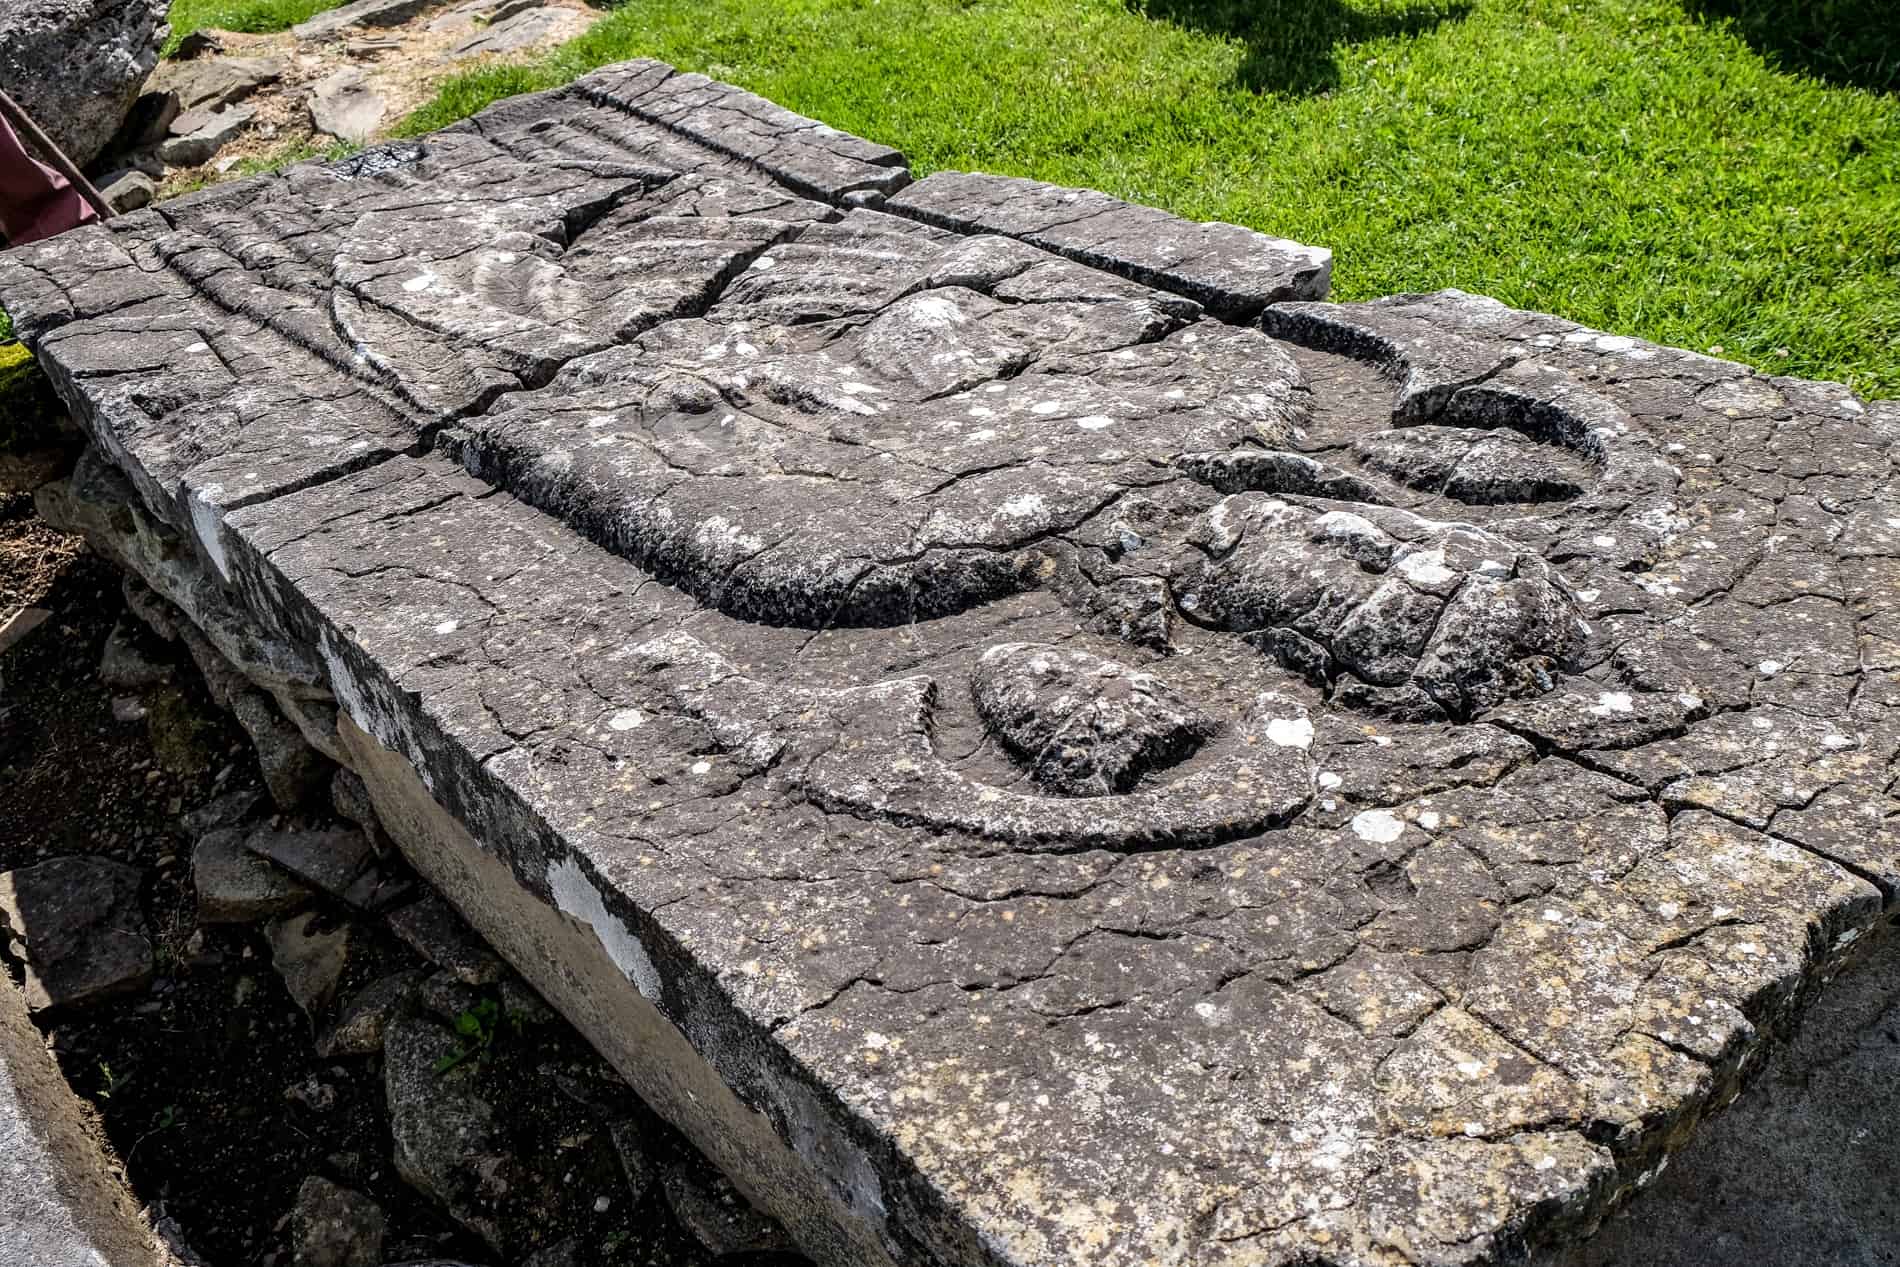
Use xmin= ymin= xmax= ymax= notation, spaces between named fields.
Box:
xmin=547 ymin=855 xmax=661 ymax=1001
xmin=1266 ymin=717 xmax=1314 ymax=749
xmin=1350 ymin=809 xmax=1405 ymax=844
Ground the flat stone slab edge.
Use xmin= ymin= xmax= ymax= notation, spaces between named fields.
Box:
xmin=4 ymin=57 xmax=1900 ymax=1267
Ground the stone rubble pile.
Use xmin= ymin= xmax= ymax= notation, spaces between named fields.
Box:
xmin=76 ymin=0 xmax=598 ymax=213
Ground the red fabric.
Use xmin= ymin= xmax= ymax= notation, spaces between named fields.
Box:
xmin=0 ymin=112 xmax=97 ymax=244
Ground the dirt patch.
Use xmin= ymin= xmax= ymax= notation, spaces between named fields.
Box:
xmin=153 ymin=0 xmax=601 ymax=196
xmin=0 ymin=494 xmax=83 ymax=623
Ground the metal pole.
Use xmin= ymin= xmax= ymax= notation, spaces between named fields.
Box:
xmin=0 ymin=88 xmax=113 ymax=223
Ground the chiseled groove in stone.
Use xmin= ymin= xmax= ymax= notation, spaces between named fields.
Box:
xmin=885 ymin=169 xmax=1332 ymax=320
xmin=569 ymin=59 xmax=912 ymax=205
xmin=143 ymin=222 xmax=453 ymax=446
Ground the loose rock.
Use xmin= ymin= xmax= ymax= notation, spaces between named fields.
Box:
xmin=291 ymin=1175 xmax=384 ymax=1267
xmin=98 ymin=615 xmax=170 ymax=689
xmin=267 ymin=911 xmax=353 ymax=1023
xmin=0 ymin=607 xmax=48 ymax=657
xmin=180 ymin=785 xmax=268 ymax=836
xmin=152 ymin=54 xmax=285 ymax=112
xmin=387 ymin=895 xmax=502 ymax=986
xmin=0 ymin=0 xmax=167 ymax=167
xmin=230 ymin=689 xmax=331 ymax=809
xmin=96 ymin=170 xmax=158 ymax=214
xmin=294 ymin=0 xmax=443 ymax=41
xmin=193 ymin=827 xmax=314 ymax=923
xmin=244 ymin=823 xmax=375 ymax=901
xmin=0 ymin=858 xmax=152 ymax=1011
xmin=448 ymin=5 xmax=590 ymax=58
xmin=157 ymin=103 xmax=253 ymax=168
xmin=307 ymin=68 xmax=386 ymax=144
xmin=384 ymin=1013 xmax=512 ymax=1249
xmin=317 ymin=969 xmax=421 ymax=1057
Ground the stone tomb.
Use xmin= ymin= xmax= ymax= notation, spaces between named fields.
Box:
xmin=3 ymin=57 xmax=1898 ymax=1267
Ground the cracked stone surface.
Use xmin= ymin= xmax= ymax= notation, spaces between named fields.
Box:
xmin=2 ymin=57 xmax=1897 ymax=1267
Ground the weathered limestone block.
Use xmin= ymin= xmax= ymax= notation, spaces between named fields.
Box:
xmin=2 ymin=57 xmax=1895 ymax=1267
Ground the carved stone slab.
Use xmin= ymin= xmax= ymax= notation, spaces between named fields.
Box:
xmin=4 ymin=58 xmax=1898 ymax=1267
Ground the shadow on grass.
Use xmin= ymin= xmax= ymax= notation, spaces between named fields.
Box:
xmin=1129 ymin=0 xmax=1469 ymax=94
xmin=1683 ymin=0 xmax=1899 ymax=93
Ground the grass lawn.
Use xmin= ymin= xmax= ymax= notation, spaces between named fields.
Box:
xmin=163 ymin=0 xmax=346 ymax=49
xmin=384 ymin=0 xmax=1898 ymax=396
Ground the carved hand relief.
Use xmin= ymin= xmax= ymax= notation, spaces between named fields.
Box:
xmin=1169 ymin=499 xmax=1586 ymax=720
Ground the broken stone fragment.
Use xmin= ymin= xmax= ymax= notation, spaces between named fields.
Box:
xmin=317 ymin=969 xmax=422 ymax=1057
xmin=230 ymin=689 xmax=332 ymax=809
xmin=387 ymin=895 xmax=503 ymax=986
xmin=0 ymin=858 xmax=152 ymax=1011
xmin=308 ymin=68 xmax=387 ymax=145
xmin=157 ymin=103 xmax=254 ymax=168
xmin=294 ymin=0 xmax=443 ymax=41
xmin=291 ymin=1175 xmax=384 ymax=1267
xmin=180 ymin=785 xmax=268 ymax=836
xmin=660 ymin=1158 xmax=793 ymax=1256
xmin=244 ymin=823 xmax=375 ymax=901
xmin=267 ymin=910 xmax=353 ymax=1022
xmin=96 ymin=170 xmax=157 ymax=215
xmin=97 ymin=615 xmax=170 ymax=689
xmin=153 ymin=54 xmax=284 ymax=112
xmin=383 ymin=1013 xmax=511 ymax=1250
xmin=448 ymin=5 xmax=592 ymax=59
xmin=193 ymin=827 xmax=314 ymax=923
xmin=0 ymin=606 xmax=48 ymax=658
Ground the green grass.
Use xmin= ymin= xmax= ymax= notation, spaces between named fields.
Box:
xmin=163 ymin=0 xmax=346 ymax=50
xmin=395 ymin=0 xmax=1900 ymax=396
